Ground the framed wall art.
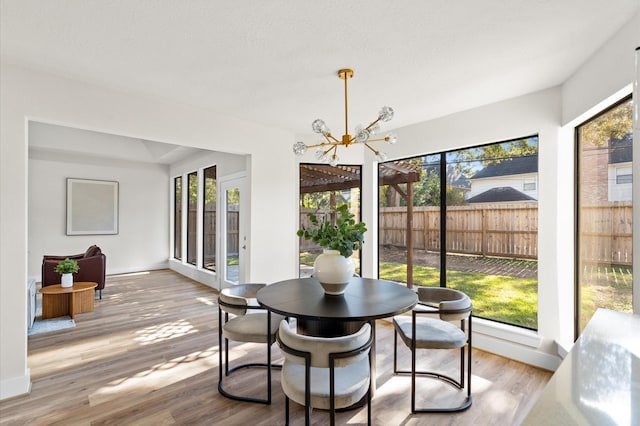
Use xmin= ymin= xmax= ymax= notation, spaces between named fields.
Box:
xmin=66 ymin=178 xmax=119 ymax=235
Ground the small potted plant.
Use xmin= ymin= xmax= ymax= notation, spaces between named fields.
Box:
xmin=297 ymin=204 xmax=367 ymax=295
xmin=54 ymin=258 xmax=80 ymax=288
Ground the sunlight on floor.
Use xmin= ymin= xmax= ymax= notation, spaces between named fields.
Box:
xmin=196 ymin=296 xmax=215 ymax=306
xmin=134 ymin=319 xmax=197 ymax=345
xmin=89 ymin=346 xmax=218 ymax=406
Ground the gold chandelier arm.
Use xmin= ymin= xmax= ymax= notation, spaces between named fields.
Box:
xmin=366 ymin=136 xmax=389 ymax=143
xmin=364 ymin=143 xmax=378 ymax=153
xmin=365 ymin=117 xmax=382 ymax=131
xmin=303 ymin=143 xmax=325 ymax=149
xmin=326 ymin=133 xmax=341 ymax=144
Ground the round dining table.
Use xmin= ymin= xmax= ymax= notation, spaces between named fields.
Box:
xmin=256 ymin=276 xmax=418 ymax=337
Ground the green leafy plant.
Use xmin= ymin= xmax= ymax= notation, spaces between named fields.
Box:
xmin=54 ymin=258 xmax=80 ymax=274
xmin=297 ymin=204 xmax=367 ymax=258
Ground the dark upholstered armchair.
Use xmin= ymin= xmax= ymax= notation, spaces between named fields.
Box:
xmin=42 ymin=245 xmax=106 ymax=299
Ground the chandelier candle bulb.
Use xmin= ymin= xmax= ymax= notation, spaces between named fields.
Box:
xmin=292 ymin=68 xmax=397 ymax=164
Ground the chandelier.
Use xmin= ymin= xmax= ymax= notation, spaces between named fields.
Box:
xmin=292 ymin=68 xmax=397 ymax=166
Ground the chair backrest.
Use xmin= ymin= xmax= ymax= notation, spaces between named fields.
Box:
xmin=416 ymin=287 xmax=472 ymax=321
xmin=218 ymin=283 xmax=266 ymax=316
xmin=278 ymin=320 xmax=371 ymax=368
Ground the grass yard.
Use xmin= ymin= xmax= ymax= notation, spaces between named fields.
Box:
xmin=300 ymin=251 xmax=539 ymax=329
xmin=380 ymin=262 xmax=538 ymax=329
xmin=301 ymin=251 xmax=633 ymax=332
xmin=579 ymin=264 xmax=633 ymax=332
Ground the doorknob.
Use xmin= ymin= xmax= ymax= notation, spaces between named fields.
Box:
xmin=242 ymin=245 xmax=246 ymax=250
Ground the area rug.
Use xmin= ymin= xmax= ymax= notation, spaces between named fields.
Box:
xmin=28 ymin=317 xmax=75 ymax=336
xmin=28 ymin=294 xmax=76 ymax=336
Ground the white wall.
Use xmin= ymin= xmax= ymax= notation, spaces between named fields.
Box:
xmin=0 ymin=62 xmax=297 ymax=400
xmin=28 ymin=162 xmax=168 ymax=279
xmin=562 ymin=11 xmax=640 ymax=125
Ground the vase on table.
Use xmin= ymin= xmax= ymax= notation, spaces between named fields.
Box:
xmin=61 ymin=273 xmax=73 ymax=288
xmin=313 ymin=249 xmax=355 ymax=295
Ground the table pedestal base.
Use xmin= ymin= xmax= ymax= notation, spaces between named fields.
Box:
xmin=40 ymin=282 xmax=97 ymax=320
xmin=297 ymin=319 xmax=366 ymax=337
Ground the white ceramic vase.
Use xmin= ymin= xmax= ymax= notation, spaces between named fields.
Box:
xmin=313 ymin=249 xmax=355 ymax=295
xmin=61 ymin=273 xmax=73 ymax=288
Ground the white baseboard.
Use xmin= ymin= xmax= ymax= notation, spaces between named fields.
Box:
xmin=0 ymin=369 xmax=31 ymax=401
xmin=106 ymin=261 xmax=169 ymax=276
xmin=473 ymin=333 xmax=561 ymax=371
xmin=168 ymin=260 xmax=218 ymax=290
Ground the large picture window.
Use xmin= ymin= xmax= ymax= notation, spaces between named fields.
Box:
xmin=174 ymin=176 xmax=182 ymax=260
xmin=298 ymin=164 xmax=362 ymax=277
xmin=203 ymin=166 xmax=217 ymax=272
xmin=576 ymin=96 xmax=633 ymax=335
xmin=379 ymin=136 xmax=539 ymax=329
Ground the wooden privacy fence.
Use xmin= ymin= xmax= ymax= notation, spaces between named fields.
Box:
xmin=198 ymin=204 xmax=632 ymax=266
xmin=379 ymin=202 xmax=632 ymax=266
xmin=579 ymin=202 xmax=633 ymax=266
xmin=187 ymin=206 xmax=238 ymax=258
xmin=381 ymin=204 xmax=539 ymax=259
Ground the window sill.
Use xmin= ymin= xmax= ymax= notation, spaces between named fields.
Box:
xmin=472 ymin=317 xmax=541 ymax=348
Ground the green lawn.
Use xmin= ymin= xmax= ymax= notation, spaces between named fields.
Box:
xmin=300 ymin=252 xmax=539 ymax=329
xmin=579 ymin=265 xmax=633 ymax=332
xmin=379 ymin=262 xmax=538 ymax=329
xmin=301 ymin=252 xmax=633 ymax=331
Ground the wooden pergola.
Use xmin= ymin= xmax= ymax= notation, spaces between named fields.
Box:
xmin=299 ymin=161 xmax=422 ymax=287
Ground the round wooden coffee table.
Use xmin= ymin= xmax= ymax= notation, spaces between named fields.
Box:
xmin=39 ymin=282 xmax=97 ymax=319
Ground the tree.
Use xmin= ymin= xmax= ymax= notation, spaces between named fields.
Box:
xmin=452 ymin=137 xmax=538 ymax=167
xmin=579 ymin=100 xmax=632 ymax=147
xmin=301 ymin=191 xmax=350 ymax=210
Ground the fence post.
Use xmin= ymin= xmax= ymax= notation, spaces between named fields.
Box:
xmin=481 ymin=208 xmax=487 ymax=257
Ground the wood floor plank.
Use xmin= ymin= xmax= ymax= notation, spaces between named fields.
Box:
xmin=0 ymin=269 xmax=551 ymax=425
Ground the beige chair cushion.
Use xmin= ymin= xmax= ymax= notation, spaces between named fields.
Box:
xmin=393 ymin=315 xmax=467 ymax=349
xmin=278 ymin=320 xmax=371 ymax=368
xmin=281 ymin=357 xmax=370 ymax=410
xmin=416 ymin=287 xmax=471 ymax=321
xmin=222 ymin=312 xmax=284 ymax=343
xmin=219 ymin=284 xmax=265 ymax=316
xmin=278 ymin=320 xmax=371 ymax=410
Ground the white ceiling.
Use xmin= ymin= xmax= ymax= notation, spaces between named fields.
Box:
xmin=2 ymin=0 xmax=639 ymax=138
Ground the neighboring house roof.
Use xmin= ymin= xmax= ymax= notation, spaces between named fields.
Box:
xmin=467 ymin=186 xmax=536 ymax=203
xmin=470 ymin=154 xmax=538 ymax=179
xmin=450 ymin=177 xmax=471 ymax=190
xmin=609 ymin=133 xmax=632 ymax=164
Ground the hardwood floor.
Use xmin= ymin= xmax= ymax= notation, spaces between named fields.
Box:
xmin=0 ymin=270 xmax=552 ymax=425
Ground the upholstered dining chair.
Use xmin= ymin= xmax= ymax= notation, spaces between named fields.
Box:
xmin=218 ymin=283 xmax=284 ymax=404
xmin=393 ymin=286 xmax=473 ymax=413
xmin=277 ymin=319 xmax=373 ymax=426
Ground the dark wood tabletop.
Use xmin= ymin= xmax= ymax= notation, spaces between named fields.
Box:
xmin=257 ymin=277 xmax=417 ymax=337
